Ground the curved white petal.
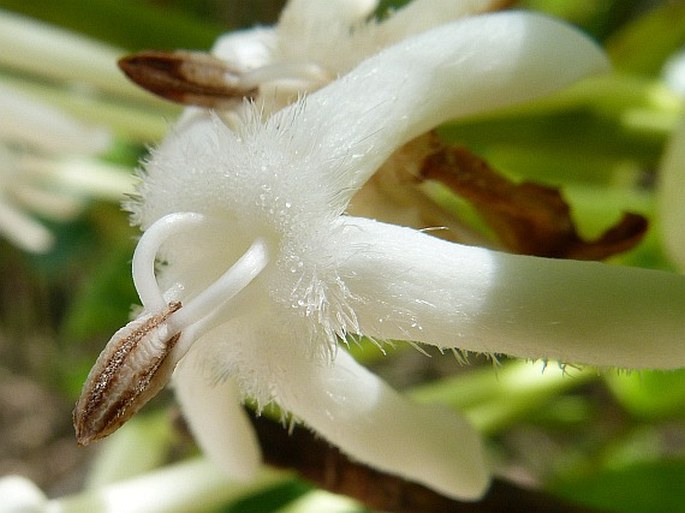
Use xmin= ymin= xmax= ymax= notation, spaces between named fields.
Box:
xmin=277 ymin=349 xmax=489 ymax=500
xmin=170 ymin=309 xmax=487 ymax=499
xmin=335 ymin=216 xmax=685 ymax=369
xmin=173 ymin=354 xmax=262 ymax=481
xmin=216 ymin=0 xmax=375 ymax=71
xmin=0 ymin=475 xmax=47 ymax=512
xmin=135 ymin=12 xmax=609 ymax=237
xmin=659 ymin=118 xmax=685 ymax=270
xmin=276 ymin=11 xmax=609 ymax=198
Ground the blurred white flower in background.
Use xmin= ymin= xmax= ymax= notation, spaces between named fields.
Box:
xmin=0 ymin=8 xmax=177 ymax=252
xmin=0 ymin=82 xmax=114 ymax=252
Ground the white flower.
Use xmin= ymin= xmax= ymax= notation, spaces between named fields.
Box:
xmin=0 ymin=82 xmax=113 ymax=252
xmin=75 ymin=8 xmax=685 ymax=502
xmin=122 ymin=0 xmax=524 ymax=237
xmin=0 ymin=8 xmax=159 ymax=253
xmin=200 ymin=0 xmax=506 ymax=120
xmin=207 ymin=0 xmax=521 ymax=238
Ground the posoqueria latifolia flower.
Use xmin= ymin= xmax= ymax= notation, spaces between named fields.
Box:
xmin=75 ymin=9 xmax=685 ymax=502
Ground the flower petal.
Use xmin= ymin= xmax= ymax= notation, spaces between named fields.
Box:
xmin=173 ymin=353 xmax=262 ymax=481
xmin=276 ymin=348 xmax=489 ymax=500
xmin=173 ymin=310 xmax=487 ymax=499
xmin=275 ymin=11 xmax=609 ymax=198
xmin=336 ymin=216 xmax=685 ymax=369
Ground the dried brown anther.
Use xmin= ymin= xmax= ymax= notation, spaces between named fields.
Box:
xmin=118 ymin=50 xmax=257 ymax=107
xmin=73 ymin=301 xmax=182 ymax=445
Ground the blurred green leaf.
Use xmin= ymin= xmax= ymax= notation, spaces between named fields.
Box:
xmin=59 ymin=236 xmax=136 ymax=345
xmin=607 ymin=370 xmax=685 ymax=419
xmin=440 ymin=110 xmax=666 ymax=181
xmin=222 ymin=480 xmax=313 ymax=513
xmin=54 ymin=205 xmax=138 ymax=396
xmin=0 ymin=0 xmax=226 ymax=50
xmin=606 ymin=3 xmax=685 ymax=76
xmin=551 ymin=459 xmax=685 ymax=513
xmin=518 ymin=0 xmax=615 ymax=38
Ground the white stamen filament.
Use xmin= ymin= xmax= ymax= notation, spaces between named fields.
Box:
xmin=167 ymin=237 xmax=269 ymax=359
xmin=132 ymin=212 xmax=207 ymax=312
xmin=132 ymin=211 xmax=270 ymax=361
xmin=236 ymin=61 xmax=330 ymax=90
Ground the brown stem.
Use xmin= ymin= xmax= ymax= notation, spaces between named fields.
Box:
xmin=249 ymin=414 xmax=610 ymax=513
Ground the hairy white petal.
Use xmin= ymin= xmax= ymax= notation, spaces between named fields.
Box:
xmin=136 ymin=12 xmax=609 ymax=234
xmin=278 ymin=349 xmax=488 ymax=500
xmin=659 ymin=118 xmax=685 ymax=270
xmin=131 ymin=7 xmax=625 ymax=499
xmin=173 ymin=355 xmax=262 ymax=481
xmin=336 ymin=217 xmax=685 ymax=369
xmin=181 ymin=312 xmax=487 ymax=499
xmin=276 ymin=11 xmax=609 ymax=198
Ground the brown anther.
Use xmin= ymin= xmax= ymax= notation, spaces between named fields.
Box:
xmin=118 ymin=50 xmax=258 ymax=107
xmin=73 ymin=301 xmax=182 ymax=445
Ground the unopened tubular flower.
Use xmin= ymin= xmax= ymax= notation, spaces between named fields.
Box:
xmin=75 ymin=9 xmax=685 ymax=502
xmin=0 ymin=83 xmax=113 ymax=252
